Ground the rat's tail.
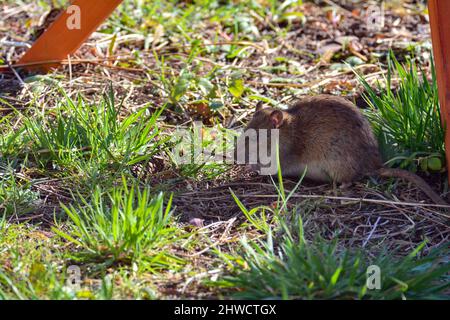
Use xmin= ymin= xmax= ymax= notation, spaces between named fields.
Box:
xmin=377 ymin=168 xmax=447 ymax=206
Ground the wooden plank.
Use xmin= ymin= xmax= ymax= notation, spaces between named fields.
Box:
xmin=428 ymin=0 xmax=450 ymax=182
xmin=17 ymin=0 xmax=124 ymax=72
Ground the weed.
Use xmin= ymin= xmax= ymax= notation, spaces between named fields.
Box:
xmin=22 ymin=87 xmax=166 ymax=178
xmin=220 ymin=224 xmax=449 ymax=299
xmin=357 ymin=53 xmax=445 ymax=173
xmin=53 ymin=178 xmax=184 ymax=271
xmin=0 ymin=163 xmax=39 ymax=216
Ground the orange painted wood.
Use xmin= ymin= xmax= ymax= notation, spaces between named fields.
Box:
xmin=17 ymin=0 xmax=124 ymax=72
xmin=428 ymin=0 xmax=450 ymax=182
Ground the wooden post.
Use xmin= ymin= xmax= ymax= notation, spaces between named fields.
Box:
xmin=17 ymin=0 xmax=124 ymax=72
xmin=428 ymin=0 xmax=450 ymax=182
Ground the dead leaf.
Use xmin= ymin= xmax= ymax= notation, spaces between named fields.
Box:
xmin=326 ymin=9 xmax=342 ymax=26
xmin=317 ymin=43 xmax=341 ymax=63
xmin=348 ymin=41 xmax=367 ymax=61
xmin=351 ymin=9 xmax=361 ymax=18
xmin=188 ymin=101 xmax=213 ymax=122
xmin=152 ymin=24 xmax=165 ymax=48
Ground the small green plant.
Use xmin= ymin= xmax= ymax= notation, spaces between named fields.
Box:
xmin=167 ymin=122 xmax=235 ymax=180
xmin=0 ymin=221 xmax=145 ymax=300
xmin=357 ymin=53 xmax=445 ymax=172
xmin=0 ymin=222 xmax=75 ymax=300
xmin=53 ymin=178 xmax=183 ymax=271
xmin=0 ymin=110 xmax=25 ymax=161
xmin=0 ymin=164 xmax=39 ymax=216
xmin=0 ymin=266 xmax=67 ymax=300
xmin=267 ymin=0 xmax=304 ymax=25
xmin=22 ymin=87 xmax=166 ymax=175
xmin=0 ymin=263 xmax=119 ymax=300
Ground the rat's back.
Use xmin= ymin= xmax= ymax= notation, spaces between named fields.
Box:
xmin=284 ymin=95 xmax=381 ymax=182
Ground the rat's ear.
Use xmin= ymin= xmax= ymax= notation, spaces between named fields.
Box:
xmin=255 ymin=101 xmax=264 ymax=112
xmin=270 ymin=110 xmax=284 ymax=128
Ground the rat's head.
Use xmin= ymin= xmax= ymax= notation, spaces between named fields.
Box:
xmin=245 ymin=103 xmax=286 ymax=131
xmin=235 ymin=103 xmax=286 ymax=175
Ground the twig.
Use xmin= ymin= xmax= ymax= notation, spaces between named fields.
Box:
xmin=237 ymin=194 xmax=450 ymax=210
xmin=362 ymin=216 xmax=381 ymax=247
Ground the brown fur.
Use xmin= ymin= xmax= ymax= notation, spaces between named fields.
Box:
xmin=244 ymin=95 xmax=446 ymax=205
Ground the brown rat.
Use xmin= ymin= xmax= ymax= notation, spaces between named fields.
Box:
xmin=241 ymin=94 xmax=446 ymax=205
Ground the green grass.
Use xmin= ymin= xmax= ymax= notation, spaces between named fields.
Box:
xmin=0 ymin=110 xmax=26 ymax=161
xmin=357 ymin=53 xmax=445 ymax=173
xmin=0 ymin=163 xmax=39 ymax=217
xmin=1 ymin=85 xmax=169 ymax=194
xmin=22 ymin=88 xmax=166 ymax=176
xmin=0 ymin=221 xmax=120 ymax=300
xmin=1 ymin=0 xmax=447 ymax=301
xmin=218 ymin=220 xmax=450 ymax=299
xmin=53 ymin=178 xmax=184 ymax=271
xmin=108 ymin=0 xmax=304 ymax=36
xmin=216 ymin=164 xmax=450 ymax=299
